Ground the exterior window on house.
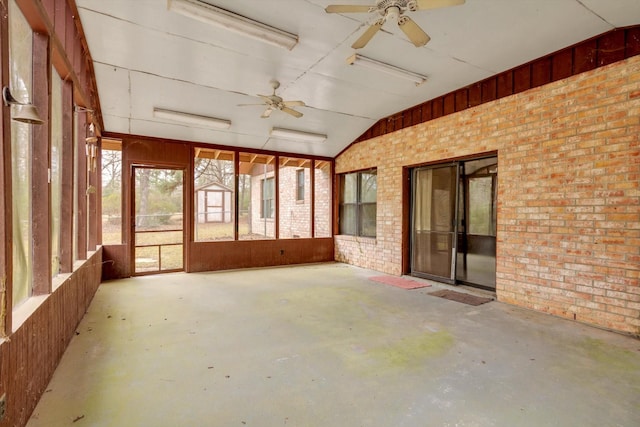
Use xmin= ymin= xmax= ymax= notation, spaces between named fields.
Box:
xmin=296 ymin=169 xmax=305 ymax=201
xmin=279 ymin=157 xmax=311 ymax=239
xmin=9 ymin=0 xmax=34 ymax=307
xmin=339 ymin=169 xmax=377 ymax=237
xmin=101 ymin=140 xmax=123 ymax=244
xmin=314 ymin=160 xmax=332 ymax=238
xmin=194 ymin=148 xmax=235 ymax=241
xmin=261 ymin=177 xmax=275 ymax=219
xmin=239 ymin=152 xmax=275 ymax=240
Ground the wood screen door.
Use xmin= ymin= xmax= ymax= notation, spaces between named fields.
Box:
xmin=132 ymin=166 xmax=185 ymax=275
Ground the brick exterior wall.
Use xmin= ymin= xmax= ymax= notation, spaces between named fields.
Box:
xmin=279 ymin=167 xmax=311 ymax=238
xmin=335 ymin=56 xmax=640 ymax=335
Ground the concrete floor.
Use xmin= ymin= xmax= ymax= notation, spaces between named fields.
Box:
xmin=27 ymin=263 xmax=640 ymax=427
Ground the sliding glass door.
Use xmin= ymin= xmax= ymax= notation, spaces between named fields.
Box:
xmin=411 ymin=164 xmax=459 ymax=283
xmin=411 ymin=157 xmax=497 ymax=289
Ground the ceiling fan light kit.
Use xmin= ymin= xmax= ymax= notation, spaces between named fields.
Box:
xmin=326 ymin=0 xmax=465 ymax=48
xmin=167 ymin=0 xmax=298 ymax=50
xmin=347 ymin=54 xmax=427 ymax=86
xmin=270 ymin=127 xmax=327 ymax=143
xmin=153 ymin=107 xmax=231 ymax=130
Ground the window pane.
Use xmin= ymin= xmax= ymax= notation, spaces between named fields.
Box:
xmin=341 ymin=173 xmax=357 ymax=203
xmin=359 ymin=203 xmax=377 ymax=237
xmin=10 ymin=0 xmax=33 ymax=306
xmin=314 ymin=160 xmax=332 ymax=238
xmin=101 ymin=140 xmax=122 ymax=244
xmin=339 ymin=204 xmax=357 ymax=235
xmin=360 ymin=171 xmax=377 ymax=203
xmin=468 ymin=176 xmax=492 ymax=235
xmin=239 ymin=153 xmax=275 ymax=240
xmin=194 ymin=148 xmax=234 ymax=241
xmin=279 ymin=157 xmax=310 ymax=238
xmin=51 ymin=69 xmax=63 ymax=278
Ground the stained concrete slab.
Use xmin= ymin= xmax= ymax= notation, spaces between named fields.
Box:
xmin=27 ymin=263 xmax=640 ymax=427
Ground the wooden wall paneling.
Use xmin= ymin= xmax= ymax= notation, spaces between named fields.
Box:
xmin=497 ymin=71 xmax=513 ymax=99
xmin=31 ymin=32 xmax=52 ymax=295
xmin=0 ymin=250 xmax=102 ymax=427
xmin=455 ymin=89 xmax=468 ymax=112
xmin=552 ymin=48 xmax=573 ymax=81
xmin=531 ymin=57 xmax=552 ymax=88
xmin=411 ymin=106 xmax=422 ymax=126
xmin=54 ymin=0 xmax=66 ymax=46
xmin=626 ymin=27 xmax=640 ymax=57
xmin=574 ymin=39 xmax=597 ymax=74
xmin=41 ymin=0 xmax=54 ymax=20
xmin=403 ymin=110 xmax=412 ymax=129
xmin=188 ymin=238 xmax=334 ymax=273
xmin=64 ymin=11 xmax=75 ymax=72
xmin=443 ymin=92 xmax=455 ymax=115
xmin=75 ymin=110 xmax=87 ymax=260
xmin=0 ymin=0 xmax=12 ymax=335
xmin=432 ymin=97 xmax=443 ymax=119
xmin=468 ymin=82 xmax=482 ymax=107
xmin=481 ymin=78 xmax=496 ymax=103
xmin=59 ymin=80 xmax=74 ymax=273
xmin=597 ymin=29 xmax=625 ymax=66
xmin=421 ymin=101 xmax=432 ymax=121
xmin=513 ymin=64 xmax=531 ymax=94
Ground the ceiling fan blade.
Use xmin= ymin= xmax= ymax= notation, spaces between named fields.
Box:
xmin=237 ymin=103 xmax=264 ymax=107
xmin=281 ymin=107 xmax=303 ymax=118
xmin=398 ymin=16 xmax=430 ymax=47
xmin=283 ymin=100 xmax=306 ymax=107
xmin=325 ymin=5 xmax=373 ymax=14
xmin=257 ymin=94 xmax=272 ymax=102
xmin=261 ymin=108 xmax=273 ymax=118
xmin=415 ymin=0 xmax=465 ymax=10
xmin=351 ymin=20 xmax=383 ymax=49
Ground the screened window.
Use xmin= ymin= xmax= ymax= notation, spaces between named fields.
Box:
xmin=194 ymin=148 xmax=234 ymax=241
xmin=279 ymin=157 xmax=310 ymax=238
xmin=339 ymin=169 xmax=377 ymax=237
xmin=314 ymin=160 xmax=332 ymax=238
xmin=51 ymin=69 xmax=63 ymax=278
xmin=101 ymin=140 xmax=123 ymax=244
xmin=10 ymin=0 xmax=34 ymax=306
xmin=239 ymin=153 xmax=275 ymax=240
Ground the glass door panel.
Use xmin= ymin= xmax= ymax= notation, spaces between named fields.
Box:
xmin=411 ymin=165 xmax=459 ymax=283
xmin=456 ymin=158 xmax=497 ymax=289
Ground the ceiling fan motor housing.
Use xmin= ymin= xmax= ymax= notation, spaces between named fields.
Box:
xmin=376 ymin=0 xmax=417 ymax=15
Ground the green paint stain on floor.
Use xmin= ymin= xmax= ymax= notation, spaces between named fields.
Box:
xmin=263 ymin=285 xmax=455 ymax=375
xmin=579 ymin=337 xmax=640 ymax=372
xmin=368 ymin=330 xmax=454 ymax=369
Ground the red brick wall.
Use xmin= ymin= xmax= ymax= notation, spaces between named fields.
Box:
xmin=336 ymin=56 xmax=640 ymax=335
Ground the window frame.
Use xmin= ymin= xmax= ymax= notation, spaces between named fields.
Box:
xmin=338 ymin=169 xmax=377 ymax=238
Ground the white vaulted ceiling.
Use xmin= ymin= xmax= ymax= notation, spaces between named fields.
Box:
xmin=75 ymin=0 xmax=640 ymax=158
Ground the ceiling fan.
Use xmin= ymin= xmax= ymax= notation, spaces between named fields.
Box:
xmin=238 ymin=80 xmax=305 ymax=118
xmin=325 ymin=0 xmax=465 ymax=49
